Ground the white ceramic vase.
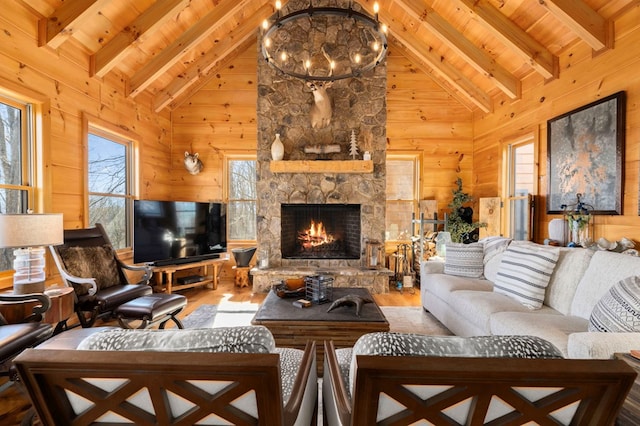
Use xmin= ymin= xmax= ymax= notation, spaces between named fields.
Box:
xmin=271 ymin=133 xmax=284 ymax=161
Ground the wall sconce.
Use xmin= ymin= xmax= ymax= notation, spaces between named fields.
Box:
xmin=0 ymin=213 xmax=64 ymax=294
xmin=561 ymin=194 xmax=594 ymax=247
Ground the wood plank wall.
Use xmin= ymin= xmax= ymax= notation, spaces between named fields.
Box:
xmin=171 ymin=42 xmax=474 ymax=275
xmin=0 ymin=2 xmax=172 ymax=289
xmin=473 ymin=5 xmax=640 ymax=243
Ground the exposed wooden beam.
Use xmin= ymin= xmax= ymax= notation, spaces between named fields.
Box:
xmin=451 ymin=0 xmax=558 ymax=80
xmin=38 ymin=0 xmax=107 ymax=49
xmin=91 ymin=0 xmax=191 ymax=78
xmin=154 ymin=3 xmax=271 ymax=112
xmin=538 ymin=0 xmax=612 ymax=51
xmin=395 ymin=0 xmax=520 ymax=100
xmin=387 ymin=30 xmax=492 ymax=113
xmin=126 ymin=0 xmax=255 ymax=98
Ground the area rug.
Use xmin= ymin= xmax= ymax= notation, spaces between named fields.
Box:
xmin=380 ymin=306 xmax=453 ymax=336
xmin=182 ymin=303 xmax=259 ymax=329
xmin=183 ymin=303 xmax=452 ymax=336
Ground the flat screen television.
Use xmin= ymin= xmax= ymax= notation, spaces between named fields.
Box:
xmin=133 ymin=200 xmax=227 ymax=265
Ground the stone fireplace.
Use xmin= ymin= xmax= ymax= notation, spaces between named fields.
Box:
xmin=252 ymin=0 xmax=391 ymax=293
xmin=281 ymin=204 xmax=361 ymax=260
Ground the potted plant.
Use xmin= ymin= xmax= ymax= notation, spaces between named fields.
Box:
xmin=446 ymin=178 xmax=486 ymax=243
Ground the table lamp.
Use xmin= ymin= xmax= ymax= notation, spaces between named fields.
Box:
xmin=0 ymin=213 xmax=64 ymax=294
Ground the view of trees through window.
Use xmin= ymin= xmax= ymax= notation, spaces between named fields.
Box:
xmin=228 ymin=159 xmax=256 ymax=240
xmin=88 ymin=131 xmax=131 ymax=249
xmin=0 ymin=98 xmax=29 ymax=272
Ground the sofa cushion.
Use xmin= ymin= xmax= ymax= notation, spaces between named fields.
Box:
xmin=588 ymin=275 xmax=640 ymax=332
xmin=493 ymin=244 xmax=560 ymax=309
xmin=57 ymin=245 xmax=120 ymax=293
xmin=571 ymin=251 xmax=640 ymax=320
xmin=490 ymin=311 xmax=587 ymax=358
xmin=544 ymin=247 xmax=594 ymax=315
xmin=444 ymin=242 xmax=484 ymax=278
xmin=348 ymin=333 xmax=563 ymax=395
xmin=447 ymin=290 xmax=530 ymax=335
xmin=77 ymin=326 xmax=277 ymax=353
xmin=480 ymin=236 xmax=512 ymax=265
xmin=426 ymin=274 xmax=493 ymax=302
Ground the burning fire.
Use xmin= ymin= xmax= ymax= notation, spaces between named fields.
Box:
xmin=299 ymin=220 xmax=334 ymax=248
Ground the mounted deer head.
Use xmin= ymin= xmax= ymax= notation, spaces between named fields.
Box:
xmin=184 ymin=151 xmax=203 ymax=175
xmin=307 ymin=46 xmax=334 ymax=129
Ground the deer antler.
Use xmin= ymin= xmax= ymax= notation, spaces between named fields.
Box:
xmin=321 ymin=45 xmax=335 ymax=78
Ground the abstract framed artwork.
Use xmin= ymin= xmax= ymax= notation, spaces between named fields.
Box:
xmin=546 ymin=91 xmax=625 ymax=214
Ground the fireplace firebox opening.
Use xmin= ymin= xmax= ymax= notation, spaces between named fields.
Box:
xmin=281 ymin=204 xmax=361 ymax=259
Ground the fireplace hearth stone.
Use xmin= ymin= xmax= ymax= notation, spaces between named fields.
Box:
xmin=250 ymin=266 xmax=393 ymax=294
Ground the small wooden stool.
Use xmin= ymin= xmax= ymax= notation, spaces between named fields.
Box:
xmin=233 ymin=266 xmax=251 ymax=288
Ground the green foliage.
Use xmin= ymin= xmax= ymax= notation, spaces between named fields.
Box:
xmin=446 ymin=178 xmax=486 ymax=243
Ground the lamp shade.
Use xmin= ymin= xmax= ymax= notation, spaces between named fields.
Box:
xmin=0 ymin=213 xmax=64 ymax=248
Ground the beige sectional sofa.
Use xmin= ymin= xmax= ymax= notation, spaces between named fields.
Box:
xmin=420 ymin=240 xmax=640 ymax=358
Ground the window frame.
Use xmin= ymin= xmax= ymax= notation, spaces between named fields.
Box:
xmin=385 ymin=152 xmax=422 ymax=244
xmin=501 ymin=129 xmax=538 ymax=240
xmin=83 ymin=113 xmax=140 ymax=249
xmin=0 ymin=79 xmax=49 ymax=286
xmin=224 ymin=153 xmax=257 ymax=242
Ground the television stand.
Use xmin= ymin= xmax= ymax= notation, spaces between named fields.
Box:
xmin=150 ymin=254 xmax=229 ymax=294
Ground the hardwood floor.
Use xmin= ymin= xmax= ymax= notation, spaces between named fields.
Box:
xmin=0 ymin=278 xmax=421 ymax=425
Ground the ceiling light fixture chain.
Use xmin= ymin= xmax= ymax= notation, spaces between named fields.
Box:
xmin=261 ymin=0 xmax=388 ymax=82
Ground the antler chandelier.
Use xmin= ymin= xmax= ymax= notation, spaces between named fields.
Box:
xmin=261 ymin=1 xmax=388 ymax=82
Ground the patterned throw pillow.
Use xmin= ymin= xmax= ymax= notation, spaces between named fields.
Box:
xmin=444 ymin=242 xmax=484 ymax=278
xmin=77 ymin=326 xmax=277 ymax=353
xmin=589 ymin=276 xmax=640 ymax=332
xmin=493 ymin=244 xmax=560 ymax=309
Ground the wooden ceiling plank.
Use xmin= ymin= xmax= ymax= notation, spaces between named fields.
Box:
xmin=538 ymin=0 xmax=612 ymax=51
xmin=127 ymin=0 xmax=256 ymax=98
xmin=451 ymin=0 xmax=558 ymax=80
xmin=153 ymin=22 xmax=260 ymax=112
xmin=388 ymin=30 xmax=492 ymax=113
xmin=38 ymin=0 xmax=106 ymax=49
xmin=91 ymin=0 xmax=191 ymax=78
xmin=395 ymin=0 xmax=520 ymax=99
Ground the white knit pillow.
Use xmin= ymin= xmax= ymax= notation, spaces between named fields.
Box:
xmin=493 ymin=244 xmax=559 ymax=309
xmin=443 ymin=242 xmax=484 ymax=278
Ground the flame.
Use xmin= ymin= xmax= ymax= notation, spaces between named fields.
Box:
xmin=299 ymin=220 xmax=334 ymax=248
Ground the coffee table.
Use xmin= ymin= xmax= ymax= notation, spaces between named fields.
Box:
xmin=252 ymin=287 xmax=389 ymax=373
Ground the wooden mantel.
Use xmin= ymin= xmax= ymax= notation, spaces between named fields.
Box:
xmin=269 ymin=160 xmax=373 ymax=173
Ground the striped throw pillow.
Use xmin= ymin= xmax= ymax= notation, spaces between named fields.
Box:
xmin=493 ymin=244 xmax=560 ymax=309
xmin=589 ymin=276 xmax=640 ymax=332
xmin=444 ymin=242 xmax=484 ymax=278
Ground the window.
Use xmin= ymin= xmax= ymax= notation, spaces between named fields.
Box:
xmin=503 ymin=135 xmax=536 ymax=240
xmin=87 ymin=126 xmax=135 ymax=249
xmin=226 ymin=156 xmax=256 ymax=240
xmin=0 ymin=95 xmax=33 ymax=272
xmin=385 ymin=154 xmax=420 ymax=242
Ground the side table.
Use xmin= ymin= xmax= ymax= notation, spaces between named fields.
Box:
xmin=615 ymin=352 xmax=640 ymax=425
xmin=0 ymin=287 xmax=74 ymax=335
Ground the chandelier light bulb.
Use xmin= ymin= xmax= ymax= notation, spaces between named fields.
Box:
xmin=381 ymin=23 xmax=388 ymax=33
xmin=275 ymin=0 xmax=282 ymax=10
xmin=280 ymin=51 xmax=288 ymax=61
xmin=262 ymin=19 xmax=269 ymax=30
xmin=373 ymin=41 xmax=380 ymax=52
xmin=354 ymin=53 xmax=361 ymax=64
xmin=265 ymin=38 xmax=271 ymax=48
xmin=373 ymin=3 xmax=380 ymax=14
xmin=305 ymin=59 xmax=311 ymax=70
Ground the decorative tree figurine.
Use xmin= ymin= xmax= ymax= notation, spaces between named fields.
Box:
xmin=349 ymin=130 xmax=359 ymax=159
xmin=446 ymin=177 xmax=486 ymax=243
